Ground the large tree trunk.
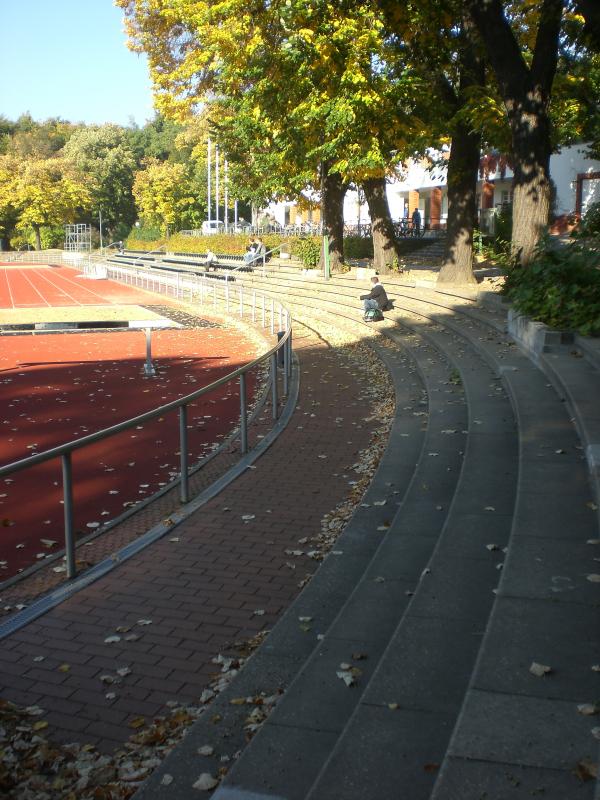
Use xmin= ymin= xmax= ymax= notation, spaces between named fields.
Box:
xmin=508 ymin=91 xmax=553 ymax=265
xmin=437 ymin=16 xmax=483 ymax=286
xmin=467 ymin=0 xmax=563 ymax=265
xmin=437 ymin=122 xmax=480 ymax=285
xmin=362 ymin=176 xmax=400 ymax=273
xmin=33 ymin=224 xmax=42 ymax=251
xmin=320 ymin=163 xmax=346 ymax=272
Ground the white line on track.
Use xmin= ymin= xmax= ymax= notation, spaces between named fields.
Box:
xmin=1 ymin=269 xmax=16 ymax=309
xmin=18 ymin=269 xmax=52 ymax=306
xmin=29 ymin=268 xmax=84 ymax=306
xmin=34 ymin=267 xmax=122 ymax=304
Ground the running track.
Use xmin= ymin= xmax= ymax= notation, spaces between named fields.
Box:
xmin=0 ymin=265 xmax=260 ymax=577
xmin=0 ymin=264 xmax=153 ymax=308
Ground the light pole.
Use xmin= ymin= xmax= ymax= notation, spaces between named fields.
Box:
xmin=207 ymin=137 xmax=212 ymax=225
xmin=98 ymin=209 xmax=104 ymax=253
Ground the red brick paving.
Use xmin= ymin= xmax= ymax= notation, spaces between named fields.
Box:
xmin=0 ymin=322 xmax=376 ymax=753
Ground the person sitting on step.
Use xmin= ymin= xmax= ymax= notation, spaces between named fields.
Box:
xmin=360 ymin=276 xmax=392 ymax=316
xmin=205 ymin=249 xmax=218 ymax=271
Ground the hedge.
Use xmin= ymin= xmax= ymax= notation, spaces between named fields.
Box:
xmin=125 ymin=232 xmax=376 ymax=264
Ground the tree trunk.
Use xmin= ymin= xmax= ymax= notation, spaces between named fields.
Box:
xmin=508 ymin=91 xmax=552 ymax=265
xmin=437 ymin=122 xmax=480 ymax=285
xmin=320 ymin=163 xmax=346 ymax=271
xmin=437 ymin=15 xmax=484 ymax=286
xmin=466 ymin=0 xmax=563 ymax=265
xmin=362 ymin=176 xmax=400 ymax=273
xmin=33 ymin=224 xmax=42 ymax=251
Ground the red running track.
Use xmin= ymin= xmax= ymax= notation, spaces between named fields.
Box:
xmin=0 ymin=328 xmax=259 ymax=578
xmin=0 ymin=264 xmax=154 ymax=308
xmin=0 ymin=266 xmax=260 ymax=578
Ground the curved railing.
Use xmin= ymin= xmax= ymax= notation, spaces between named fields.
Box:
xmin=0 ymin=262 xmax=293 ymax=582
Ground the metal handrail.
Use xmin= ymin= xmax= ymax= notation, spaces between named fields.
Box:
xmin=0 ymin=266 xmax=293 ymax=581
xmin=228 ymin=242 xmax=290 ymax=277
xmin=132 ymin=244 xmax=167 ymax=268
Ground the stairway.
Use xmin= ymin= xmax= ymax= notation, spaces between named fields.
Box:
xmin=129 ymin=263 xmax=600 ymax=800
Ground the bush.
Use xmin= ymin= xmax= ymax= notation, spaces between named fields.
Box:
xmin=129 ymin=223 xmax=163 ymax=242
xmin=576 ymin=201 xmax=600 ymax=238
xmin=295 ymin=237 xmax=321 ymax=268
xmin=494 ymin=202 xmax=512 ymax=244
xmin=344 ymin=236 xmax=373 ymax=260
xmin=503 ymin=239 xmax=600 ymax=336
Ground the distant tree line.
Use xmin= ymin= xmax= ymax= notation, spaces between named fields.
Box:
xmin=0 ymin=113 xmax=225 ymax=251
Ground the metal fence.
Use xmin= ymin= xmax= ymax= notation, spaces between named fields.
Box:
xmin=0 ymin=259 xmax=293 ymax=582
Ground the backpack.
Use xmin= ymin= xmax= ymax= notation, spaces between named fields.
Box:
xmin=364 ymin=307 xmax=384 ymax=322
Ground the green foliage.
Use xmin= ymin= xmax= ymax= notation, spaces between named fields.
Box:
xmin=62 ymin=124 xmax=138 ymax=234
xmin=503 ymin=241 xmax=600 ymax=336
xmin=129 ymin=223 xmax=163 ymax=242
xmin=494 ymin=203 xmax=513 ymax=244
xmin=344 ymin=236 xmax=373 ymax=260
xmin=296 ymin=237 xmax=321 ymax=268
xmin=576 ymin=201 xmax=600 ymax=238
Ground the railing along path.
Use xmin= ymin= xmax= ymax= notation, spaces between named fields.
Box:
xmin=0 ymin=254 xmax=293 ymax=583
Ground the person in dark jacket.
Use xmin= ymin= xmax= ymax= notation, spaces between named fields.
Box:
xmin=360 ymin=276 xmax=392 ymax=314
xmin=411 ymin=207 xmax=422 ymax=235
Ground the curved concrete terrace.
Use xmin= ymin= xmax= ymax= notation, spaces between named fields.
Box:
xmin=1 ymin=254 xmax=598 ymax=799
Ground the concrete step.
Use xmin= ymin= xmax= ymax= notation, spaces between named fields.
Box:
xmin=129 ymin=270 xmax=599 ymax=800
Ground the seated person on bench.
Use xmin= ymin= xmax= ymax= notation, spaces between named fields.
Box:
xmin=243 ymin=237 xmax=259 ymax=265
xmin=205 ymin=249 xmax=218 ymax=270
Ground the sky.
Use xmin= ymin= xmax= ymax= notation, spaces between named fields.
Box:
xmin=0 ymin=0 xmax=155 ymax=127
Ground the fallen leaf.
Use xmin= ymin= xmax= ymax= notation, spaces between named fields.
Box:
xmin=161 ymin=774 xmax=174 ymax=786
xmin=193 ymin=773 xmax=219 ymax=791
xmin=198 ymin=745 xmax=214 ymax=756
xmin=129 ymin=717 xmax=146 ymax=729
xmin=573 ymin=759 xmax=597 ymax=782
xmin=577 ymin=704 xmax=599 ymax=716
xmin=586 ymin=574 xmax=600 ymax=583
xmin=58 ymin=664 xmax=70 ymax=673
xmin=529 ymin=662 xmax=552 ymax=677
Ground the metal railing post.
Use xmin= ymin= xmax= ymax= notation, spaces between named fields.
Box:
xmin=61 ymin=453 xmax=77 ymax=579
xmin=287 ymin=329 xmax=293 ymax=377
xmin=283 ymin=336 xmax=289 ymax=397
xmin=239 ymin=373 xmax=248 ymax=454
xmin=270 ymin=298 xmax=275 ymax=334
xmin=271 ymin=353 xmax=278 ymax=420
xmin=179 ymin=406 xmax=190 ymax=503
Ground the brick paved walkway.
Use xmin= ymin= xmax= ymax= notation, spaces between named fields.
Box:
xmin=0 ymin=321 xmax=378 ymax=752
